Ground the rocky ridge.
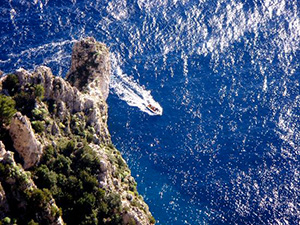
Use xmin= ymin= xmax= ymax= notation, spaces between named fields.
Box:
xmin=0 ymin=38 xmax=154 ymax=225
xmin=9 ymin=112 xmax=43 ymax=169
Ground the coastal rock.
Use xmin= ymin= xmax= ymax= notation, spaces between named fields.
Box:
xmin=14 ymin=64 xmax=110 ymax=144
xmin=9 ymin=112 xmax=43 ymax=169
xmin=0 ymin=182 xmax=9 ymax=219
xmin=90 ymin=143 xmax=154 ymax=225
xmin=51 ymin=121 xmax=60 ymax=136
xmin=0 ymin=143 xmax=9 ymax=218
xmin=66 ymin=37 xmax=111 ymax=100
xmin=0 ymin=37 xmax=154 ymax=225
xmin=0 ymin=141 xmax=6 ymax=160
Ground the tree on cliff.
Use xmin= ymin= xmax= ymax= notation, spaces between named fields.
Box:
xmin=0 ymin=94 xmax=16 ymax=126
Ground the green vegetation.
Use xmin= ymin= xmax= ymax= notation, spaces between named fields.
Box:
xmin=34 ymin=84 xmax=44 ymax=100
xmin=0 ymin=94 xmax=16 ymax=126
xmin=2 ymin=74 xmax=42 ymax=118
xmin=1 ymin=217 xmax=11 ymax=225
xmin=0 ymin=71 xmax=154 ymax=224
xmin=2 ymin=74 xmax=19 ymax=96
xmin=0 ymin=155 xmax=59 ymax=225
xmin=31 ymin=121 xmax=45 ymax=133
xmin=31 ymin=107 xmax=48 ymax=121
xmin=70 ymin=113 xmax=86 ymax=137
xmin=2 ymin=76 xmax=45 ymax=118
xmin=26 ymin=188 xmax=52 ymax=208
xmin=27 ymin=220 xmax=39 ymax=225
xmin=13 ymin=90 xmax=36 ymax=117
xmin=32 ymin=139 xmax=124 ymax=224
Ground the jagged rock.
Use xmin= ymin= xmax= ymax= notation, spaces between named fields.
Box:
xmin=100 ymin=160 xmax=108 ymax=172
xmin=0 ymin=37 xmax=154 ymax=225
xmin=14 ymin=64 xmax=110 ymax=144
xmin=90 ymin=143 xmax=154 ymax=225
xmin=0 ymin=182 xmax=9 ymax=218
xmin=66 ymin=37 xmax=111 ymax=100
xmin=0 ymin=142 xmax=9 ymax=218
xmin=51 ymin=122 xmax=60 ymax=136
xmin=0 ymin=141 xmax=6 ymax=160
xmin=9 ymin=112 xmax=43 ymax=169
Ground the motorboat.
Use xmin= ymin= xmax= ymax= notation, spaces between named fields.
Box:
xmin=146 ymin=103 xmax=162 ymax=115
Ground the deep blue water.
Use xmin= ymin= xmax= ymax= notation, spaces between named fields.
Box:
xmin=1 ymin=0 xmax=299 ymax=224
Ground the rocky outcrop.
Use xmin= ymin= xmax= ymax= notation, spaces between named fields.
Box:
xmin=0 ymin=37 xmax=154 ymax=225
xmin=0 ymin=183 xmax=8 ymax=217
xmin=15 ymin=65 xmax=110 ymax=144
xmin=9 ymin=112 xmax=43 ymax=169
xmin=66 ymin=37 xmax=111 ymax=100
xmin=0 ymin=141 xmax=7 ymax=161
xmin=0 ymin=162 xmax=9 ymax=218
xmin=90 ymin=143 xmax=154 ymax=225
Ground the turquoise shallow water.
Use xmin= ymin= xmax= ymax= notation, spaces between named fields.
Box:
xmin=1 ymin=0 xmax=299 ymax=224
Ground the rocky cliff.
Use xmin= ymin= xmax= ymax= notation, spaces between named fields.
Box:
xmin=0 ymin=38 xmax=155 ymax=225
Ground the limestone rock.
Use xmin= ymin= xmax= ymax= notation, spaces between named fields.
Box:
xmin=66 ymin=37 xmax=111 ymax=100
xmin=0 ymin=38 xmax=154 ymax=225
xmin=9 ymin=112 xmax=43 ymax=169
xmin=14 ymin=64 xmax=110 ymax=144
xmin=0 ymin=182 xmax=9 ymax=218
xmin=0 ymin=141 xmax=6 ymax=160
xmin=90 ymin=143 xmax=154 ymax=225
xmin=0 ymin=142 xmax=9 ymax=218
xmin=51 ymin=122 xmax=60 ymax=136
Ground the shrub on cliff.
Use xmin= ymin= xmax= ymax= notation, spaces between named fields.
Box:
xmin=13 ymin=84 xmax=45 ymax=117
xmin=0 ymin=94 xmax=16 ymax=126
xmin=0 ymin=217 xmax=12 ymax=225
xmin=32 ymin=140 xmax=125 ymax=225
xmin=34 ymin=84 xmax=45 ymax=100
xmin=31 ymin=121 xmax=45 ymax=133
xmin=26 ymin=188 xmax=52 ymax=208
xmin=27 ymin=220 xmax=39 ymax=225
xmin=13 ymin=90 xmax=35 ymax=117
xmin=0 ymin=159 xmax=57 ymax=224
xmin=2 ymin=74 xmax=19 ymax=96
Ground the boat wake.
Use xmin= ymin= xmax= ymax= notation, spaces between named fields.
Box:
xmin=110 ymin=53 xmax=163 ymax=116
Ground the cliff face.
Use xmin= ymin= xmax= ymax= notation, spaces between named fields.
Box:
xmin=9 ymin=112 xmax=43 ymax=169
xmin=0 ymin=38 xmax=155 ymax=225
xmin=66 ymin=37 xmax=111 ymax=101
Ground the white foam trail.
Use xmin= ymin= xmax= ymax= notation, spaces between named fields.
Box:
xmin=8 ymin=39 xmax=76 ymax=58
xmin=110 ymin=53 xmax=163 ymax=116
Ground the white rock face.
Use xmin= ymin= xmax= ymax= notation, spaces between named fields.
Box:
xmin=0 ymin=141 xmax=6 ymax=160
xmin=15 ymin=65 xmax=111 ymax=144
xmin=9 ymin=112 xmax=43 ymax=169
xmin=66 ymin=37 xmax=111 ymax=100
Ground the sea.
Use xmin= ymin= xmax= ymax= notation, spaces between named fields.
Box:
xmin=0 ymin=0 xmax=299 ymax=224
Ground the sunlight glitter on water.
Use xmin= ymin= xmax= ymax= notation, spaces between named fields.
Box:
xmin=0 ymin=0 xmax=299 ymax=224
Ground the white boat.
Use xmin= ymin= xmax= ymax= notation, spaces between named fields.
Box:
xmin=146 ymin=103 xmax=162 ymax=116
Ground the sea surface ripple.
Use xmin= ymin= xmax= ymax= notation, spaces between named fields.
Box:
xmin=0 ymin=0 xmax=299 ymax=224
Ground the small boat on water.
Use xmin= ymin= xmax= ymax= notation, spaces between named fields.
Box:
xmin=147 ymin=103 xmax=162 ymax=115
